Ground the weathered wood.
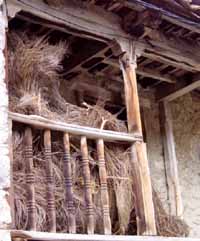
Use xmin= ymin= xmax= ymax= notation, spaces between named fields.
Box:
xmin=80 ymin=136 xmax=94 ymax=234
xmin=6 ymin=0 xmax=200 ymax=72
xmin=24 ymin=127 xmax=36 ymax=231
xmin=63 ymin=133 xmax=76 ymax=234
xmin=119 ymin=42 xmax=142 ymax=134
xmin=44 ymin=130 xmax=56 ymax=232
xmin=9 ymin=112 xmax=142 ymax=143
xmin=130 ymin=145 xmax=146 ymax=235
xmin=11 ymin=229 xmax=200 ymax=241
xmin=159 ymin=79 xmax=200 ymax=102
xmin=135 ymin=142 xmax=157 ymax=235
xmin=159 ymin=102 xmax=183 ymax=218
xmin=103 ymin=59 xmax=177 ymax=83
xmin=126 ymin=0 xmax=200 ymax=34
xmin=118 ymin=40 xmax=156 ymax=235
xmin=7 ymin=0 xmax=128 ymax=42
xmin=96 ymin=139 xmax=111 ymax=235
xmin=0 ymin=0 xmax=12 ymax=229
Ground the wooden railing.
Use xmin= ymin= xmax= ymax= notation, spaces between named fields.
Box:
xmin=10 ymin=112 xmax=142 ymax=235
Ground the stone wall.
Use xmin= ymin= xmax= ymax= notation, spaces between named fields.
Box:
xmin=143 ymin=93 xmax=200 ymax=237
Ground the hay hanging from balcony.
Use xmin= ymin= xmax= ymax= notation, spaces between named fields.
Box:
xmin=9 ymin=29 xmax=189 ymax=236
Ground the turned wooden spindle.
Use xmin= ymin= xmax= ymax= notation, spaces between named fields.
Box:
xmin=96 ymin=139 xmax=111 ymax=234
xmin=63 ymin=133 xmax=76 ymax=233
xmin=80 ymin=136 xmax=94 ymax=234
xmin=44 ymin=129 xmax=56 ymax=232
xmin=24 ymin=127 xmax=36 ymax=231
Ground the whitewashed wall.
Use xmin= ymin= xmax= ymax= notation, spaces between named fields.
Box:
xmin=0 ymin=0 xmax=12 ymax=229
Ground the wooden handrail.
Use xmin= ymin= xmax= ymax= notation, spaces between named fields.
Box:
xmin=9 ymin=112 xmax=142 ymax=143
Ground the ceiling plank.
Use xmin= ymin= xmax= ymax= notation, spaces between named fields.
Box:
xmin=125 ymin=0 xmax=200 ymax=34
xmin=7 ymin=0 xmax=200 ymax=72
xmin=159 ymin=79 xmax=200 ymax=101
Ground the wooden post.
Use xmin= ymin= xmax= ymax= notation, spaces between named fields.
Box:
xmin=0 ymin=0 xmax=12 ymax=229
xmin=80 ymin=136 xmax=94 ymax=234
xmin=159 ymin=101 xmax=183 ymax=218
xmin=63 ymin=133 xmax=76 ymax=234
xmin=24 ymin=127 xmax=36 ymax=231
xmin=44 ymin=130 xmax=56 ymax=232
xmin=96 ymin=139 xmax=111 ymax=235
xmin=118 ymin=40 xmax=156 ymax=235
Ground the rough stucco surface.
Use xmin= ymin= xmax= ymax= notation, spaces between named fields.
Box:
xmin=144 ymin=93 xmax=200 ymax=238
xmin=143 ymin=102 xmax=169 ymax=212
xmin=0 ymin=7 xmax=12 ymax=229
xmin=171 ymin=94 xmax=200 ymax=238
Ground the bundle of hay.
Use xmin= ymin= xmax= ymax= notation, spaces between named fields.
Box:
xmin=153 ymin=191 xmax=189 ymax=237
xmin=8 ymin=30 xmax=127 ymax=132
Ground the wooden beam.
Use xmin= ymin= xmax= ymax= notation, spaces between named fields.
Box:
xmin=104 ymin=59 xmax=177 ymax=83
xmin=159 ymin=79 xmax=200 ymax=102
xmin=7 ymin=0 xmax=128 ymax=42
xmin=7 ymin=0 xmax=200 ymax=72
xmin=0 ymin=0 xmax=12 ymax=229
xmin=118 ymin=40 xmax=156 ymax=235
xmin=126 ymin=0 xmax=200 ymax=34
xmin=159 ymin=102 xmax=183 ymax=218
xmin=12 ymin=230 xmax=200 ymax=241
xmin=9 ymin=112 xmax=142 ymax=143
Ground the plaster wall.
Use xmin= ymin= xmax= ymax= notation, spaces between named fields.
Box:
xmin=144 ymin=93 xmax=200 ymax=237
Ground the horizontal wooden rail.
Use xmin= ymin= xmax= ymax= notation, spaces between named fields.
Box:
xmin=11 ymin=230 xmax=199 ymax=241
xmin=9 ymin=112 xmax=142 ymax=143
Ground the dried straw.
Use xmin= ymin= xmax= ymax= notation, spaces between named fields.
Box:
xmin=9 ymin=30 xmax=189 ymax=236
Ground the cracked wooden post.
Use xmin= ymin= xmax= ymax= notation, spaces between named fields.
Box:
xmin=63 ymin=133 xmax=76 ymax=234
xmin=118 ymin=39 xmax=156 ymax=235
xmin=80 ymin=136 xmax=94 ymax=234
xmin=96 ymin=139 xmax=111 ymax=235
xmin=159 ymin=101 xmax=183 ymax=218
xmin=44 ymin=129 xmax=56 ymax=232
xmin=0 ymin=0 xmax=12 ymax=230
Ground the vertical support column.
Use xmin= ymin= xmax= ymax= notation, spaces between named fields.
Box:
xmin=63 ymin=133 xmax=76 ymax=234
xmin=44 ymin=130 xmax=56 ymax=232
xmin=159 ymin=101 xmax=183 ymax=218
xmin=0 ymin=0 xmax=12 ymax=229
xmin=96 ymin=139 xmax=111 ymax=235
xmin=118 ymin=39 xmax=156 ymax=235
xmin=80 ymin=136 xmax=94 ymax=234
xmin=24 ymin=127 xmax=36 ymax=230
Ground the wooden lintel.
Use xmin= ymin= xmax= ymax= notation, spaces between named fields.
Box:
xmin=7 ymin=0 xmax=129 ymax=42
xmin=7 ymin=0 xmax=200 ymax=72
xmin=9 ymin=112 xmax=142 ymax=143
xmin=159 ymin=79 xmax=200 ymax=102
xmin=11 ymin=229 xmax=200 ymax=241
